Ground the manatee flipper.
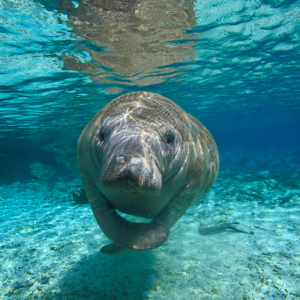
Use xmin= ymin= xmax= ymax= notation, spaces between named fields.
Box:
xmin=91 ymin=200 xmax=169 ymax=250
xmin=152 ymin=189 xmax=197 ymax=230
xmin=82 ymin=177 xmax=169 ymax=252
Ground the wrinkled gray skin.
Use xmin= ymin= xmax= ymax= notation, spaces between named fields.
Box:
xmin=78 ymin=92 xmax=219 ymax=254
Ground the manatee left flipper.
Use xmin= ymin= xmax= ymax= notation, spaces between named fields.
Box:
xmin=81 ymin=176 xmax=169 ymax=252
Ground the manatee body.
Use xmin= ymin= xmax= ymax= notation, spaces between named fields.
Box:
xmin=77 ymin=91 xmax=219 ymax=254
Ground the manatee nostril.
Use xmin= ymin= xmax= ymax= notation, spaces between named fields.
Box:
xmin=117 ymin=154 xmax=141 ymax=165
xmin=131 ymin=156 xmax=140 ymax=165
xmin=117 ymin=155 xmax=125 ymax=164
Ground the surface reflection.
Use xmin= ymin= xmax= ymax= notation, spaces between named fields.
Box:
xmin=57 ymin=0 xmax=197 ymax=87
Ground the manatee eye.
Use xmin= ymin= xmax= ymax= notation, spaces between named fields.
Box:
xmin=164 ymin=130 xmax=175 ymax=145
xmin=99 ymin=132 xmax=104 ymax=141
xmin=99 ymin=127 xmax=105 ymax=142
xmin=99 ymin=121 xmax=118 ymax=142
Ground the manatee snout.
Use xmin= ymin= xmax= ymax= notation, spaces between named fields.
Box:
xmin=100 ymin=136 xmax=162 ymax=193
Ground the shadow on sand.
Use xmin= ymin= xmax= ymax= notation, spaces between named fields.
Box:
xmin=42 ymin=248 xmax=161 ymax=299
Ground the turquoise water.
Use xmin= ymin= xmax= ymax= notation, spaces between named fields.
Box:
xmin=0 ymin=0 xmax=300 ymax=299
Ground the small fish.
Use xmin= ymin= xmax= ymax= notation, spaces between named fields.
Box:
xmin=198 ymin=222 xmax=252 ymax=236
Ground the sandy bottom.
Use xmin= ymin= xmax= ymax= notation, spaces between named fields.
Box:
xmin=0 ymin=150 xmax=300 ymax=300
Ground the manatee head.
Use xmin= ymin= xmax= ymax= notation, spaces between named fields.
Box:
xmin=95 ymin=111 xmax=182 ymax=196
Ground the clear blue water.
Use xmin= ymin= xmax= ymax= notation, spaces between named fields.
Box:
xmin=0 ymin=0 xmax=300 ymax=299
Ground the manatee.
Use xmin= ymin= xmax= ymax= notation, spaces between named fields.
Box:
xmin=77 ymin=91 xmax=219 ymax=254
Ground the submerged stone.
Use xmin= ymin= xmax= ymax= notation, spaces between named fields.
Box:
xmin=29 ymin=162 xmax=56 ymax=180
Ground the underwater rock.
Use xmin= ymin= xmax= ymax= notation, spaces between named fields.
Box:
xmin=42 ymin=144 xmax=78 ymax=175
xmin=29 ymin=162 xmax=56 ymax=180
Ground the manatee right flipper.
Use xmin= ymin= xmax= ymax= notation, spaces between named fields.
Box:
xmin=82 ymin=177 xmax=169 ymax=253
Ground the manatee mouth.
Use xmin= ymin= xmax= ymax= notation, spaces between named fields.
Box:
xmin=101 ymin=161 xmax=162 ymax=195
xmin=119 ymin=177 xmax=140 ymax=194
xmin=121 ymin=188 xmax=138 ymax=195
